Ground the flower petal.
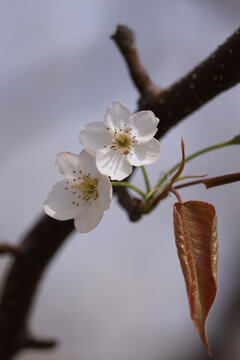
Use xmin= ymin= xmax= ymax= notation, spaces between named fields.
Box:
xmin=79 ymin=150 xmax=102 ymax=178
xmin=57 ymin=150 xmax=103 ymax=179
xmin=104 ymin=100 xmax=131 ymax=131
xmin=96 ymin=148 xmax=132 ymax=181
xmin=44 ymin=180 xmax=85 ymax=220
xmin=55 ymin=152 xmax=82 ymax=179
xmin=79 ymin=122 xmax=112 ymax=156
xmin=74 ymin=200 xmax=104 ymax=233
xmin=98 ymin=174 xmax=112 ymax=210
xmin=131 ymin=111 xmax=159 ymax=143
xmin=127 ymin=139 xmax=161 ymax=166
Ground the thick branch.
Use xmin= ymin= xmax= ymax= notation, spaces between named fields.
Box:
xmin=0 ymin=25 xmax=240 ymax=360
xmin=112 ymin=25 xmax=240 ymax=140
xmin=0 ymin=215 xmax=73 ymax=359
xmin=154 ymin=27 xmax=240 ymax=139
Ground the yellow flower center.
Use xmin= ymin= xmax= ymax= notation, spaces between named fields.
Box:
xmin=65 ymin=172 xmax=99 ymax=207
xmin=74 ymin=177 xmax=99 ymax=201
xmin=109 ymin=128 xmax=136 ymax=155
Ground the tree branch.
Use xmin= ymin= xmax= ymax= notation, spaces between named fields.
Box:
xmin=0 ymin=215 xmax=73 ymax=359
xmin=113 ymin=186 xmax=142 ymax=221
xmin=173 ymin=172 xmax=240 ymax=190
xmin=21 ymin=336 xmax=57 ymax=350
xmin=0 ymin=24 xmax=240 ymax=360
xmin=0 ymin=243 xmax=19 ymax=256
xmin=111 ymin=25 xmax=162 ymax=104
xmin=112 ymin=25 xmax=240 ymax=140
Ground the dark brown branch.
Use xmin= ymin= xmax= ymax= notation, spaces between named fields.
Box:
xmin=1 ymin=25 xmax=240 ymax=360
xmin=111 ymin=25 xmax=162 ymax=102
xmin=112 ymin=25 xmax=240 ymax=140
xmin=113 ymin=186 xmax=142 ymax=221
xmin=174 ymin=172 xmax=240 ymax=190
xmin=0 ymin=215 xmax=73 ymax=359
xmin=21 ymin=336 xmax=57 ymax=350
xmin=0 ymin=243 xmax=19 ymax=256
xmin=203 ymin=172 xmax=240 ymax=189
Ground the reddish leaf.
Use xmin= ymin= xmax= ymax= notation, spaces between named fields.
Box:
xmin=173 ymin=201 xmax=218 ymax=357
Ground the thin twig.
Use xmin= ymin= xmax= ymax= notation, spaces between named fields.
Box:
xmin=111 ymin=25 xmax=162 ymax=103
xmin=0 ymin=243 xmax=19 ymax=256
xmin=174 ymin=172 xmax=240 ymax=190
xmin=21 ymin=336 xmax=57 ymax=350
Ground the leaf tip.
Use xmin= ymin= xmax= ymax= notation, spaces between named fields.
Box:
xmin=193 ymin=318 xmax=212 ymax=357
xmin=181 ymin=137 xmax=185 ymax=158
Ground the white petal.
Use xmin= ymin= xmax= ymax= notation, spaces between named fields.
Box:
xmin=79 ymin=122 xmax=112 ymax=156
xmin=43 ymin=180 xmax=85 ymax=220
xmin=79 ymin=150 xmax=102 ymax=178
xmin=56 ymin=151 xmax=101 ymax=180
xmin=127 ymin=139 xmax=161 ymax=166
xmin=55 ymin=152 xmax=82 ymax=179
xmin=98 ymin=174 xmax=112 ymax=210
xmin=104 ymin=100 xmax=131 ymax=131
xmin=96 ymin=148 xmax=132 ymax=181
xmin=131 ymin=111 xmax=159 ymax=143
xmin=74 ymin=200 xmax=104 ymax=233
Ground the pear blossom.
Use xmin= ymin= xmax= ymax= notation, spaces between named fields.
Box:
xmin=79 ymin=100 xmax=161 ymax=181
xmin=44 ymin=150 xmax=112 ymax=233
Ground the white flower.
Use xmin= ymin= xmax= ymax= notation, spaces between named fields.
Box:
xmin=44 ymin=150 xmax=112 ymax=233
xmin=79 ymin=100 xmax=161 ymax=181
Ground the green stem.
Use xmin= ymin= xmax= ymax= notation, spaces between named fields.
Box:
xmin=156 ymin=140 xmax=230 ymax=188
xmin=111 ymin=181 xmax=146 ymax=199
xmin=141 ymin=166 xmax=151 ymax=193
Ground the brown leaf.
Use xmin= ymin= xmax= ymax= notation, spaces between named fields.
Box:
xmin=170 ymin=137 xmax=186 ymax=184
xmin=173 ymin=201 xmax=218 ymax=357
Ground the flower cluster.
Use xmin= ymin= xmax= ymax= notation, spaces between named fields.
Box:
xmin=44 ymin=100 xmax=161 ymax=233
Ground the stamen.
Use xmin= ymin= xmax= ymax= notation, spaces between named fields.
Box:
xmin=72 ymin=176 xmax=99 ymax=204
xmin=109 ymin=127 xmax=137 ymax=155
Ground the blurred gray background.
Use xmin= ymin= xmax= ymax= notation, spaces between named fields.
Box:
xmin=0 ymin=0 xmax=240 ymax=359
